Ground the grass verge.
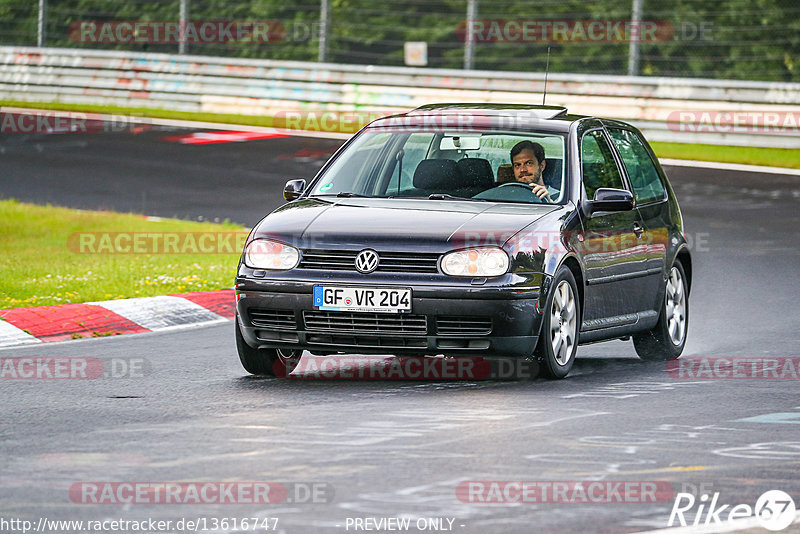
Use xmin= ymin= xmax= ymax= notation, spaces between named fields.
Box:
xmin=0 ymin=99 xmax=311 ymax=130
xmin=0 ymin=199 xmax=246 ymax=309
xmin=4 ymin=100 xmax=800 ymax=169
xmin=650 ymin=141 xmax=800 ymax=170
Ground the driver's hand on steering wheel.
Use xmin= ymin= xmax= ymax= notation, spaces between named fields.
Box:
xmin=529 ymin=183 xmax=551 ymax=201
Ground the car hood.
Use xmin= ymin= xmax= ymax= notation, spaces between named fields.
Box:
xmin=252 ymin=198 xmax=559 ymax=252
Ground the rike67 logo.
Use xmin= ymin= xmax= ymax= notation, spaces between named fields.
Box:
xmin=669 ymin=490 xmax=796 ymax=531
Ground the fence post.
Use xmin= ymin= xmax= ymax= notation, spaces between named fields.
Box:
xmin=464 ymin=0 xmax=477 ymax=70
xmin=37 ymin=0 xmax=47 ymax=47
xmin=628 ymin=0 xmax=643 ymax=76
xmin=319 ymin=0 xmax=331 ymax=62
xmin=179 ymin=0 xmax=189 ymax=54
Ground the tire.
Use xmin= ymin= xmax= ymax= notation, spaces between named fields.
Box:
xmin=235 ymin=321 xmax=302 ymax=377
xmin=537 ymin=266 xmax=581 ymax=379
xmin=633 ymin=260 xmax=688 ymax=361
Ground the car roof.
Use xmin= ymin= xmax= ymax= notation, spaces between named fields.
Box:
xmin=366 ymin=103 xmax=598 ymax=133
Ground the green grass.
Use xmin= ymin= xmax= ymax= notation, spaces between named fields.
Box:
xmin=650 ymin=141 xmax=800 ymax=169
xmin=0 ymin=99 xmax=281 ymax=128
xmin=0 ymin=99 xmax=367 ymax=132
xmin=0 ymin=200 xmax=247 ymax=309
xmin=4 ymin=99 xmax=799 ymax=169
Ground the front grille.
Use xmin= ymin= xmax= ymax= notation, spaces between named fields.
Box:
xmin=303 ymin=310 xmax=428 ymax=335
xmin=375 ymin=252 xmax=440 ymax=273
xmin=249 ymin=309 xmax=296 ymax=330
xmin=298 ymin=249 xmax=440 ymax=274
xmin=436 ymin=316 xmax=493 ymax=335
xmin=298 ymin=249 xmax=356 ymax=270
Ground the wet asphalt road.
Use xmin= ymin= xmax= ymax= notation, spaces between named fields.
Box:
xmin=0 ymin=125 xmax=342 ymax=227
xmin=1 ymin=125 xmax=799 ymax=534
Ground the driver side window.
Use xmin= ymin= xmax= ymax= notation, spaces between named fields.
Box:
xmin=581 ymin=130 xmax=624 ymax=200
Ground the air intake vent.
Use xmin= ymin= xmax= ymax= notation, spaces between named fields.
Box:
xmin=304 ymin=311 xmax=428 ymax=335
xmin=436 ymin=316 xmax=493 ymax=335
xmin=248 ymin=309 xmax=296 ymax=330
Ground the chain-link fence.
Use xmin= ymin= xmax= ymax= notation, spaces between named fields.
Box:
xmin=1 ymin=0 xmax=798 ymax=81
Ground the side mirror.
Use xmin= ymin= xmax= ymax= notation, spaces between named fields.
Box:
xmin=583 ymin=188 xmax=634 ymax=216
xmin=283 ymin=179 xmax=306 ymax=201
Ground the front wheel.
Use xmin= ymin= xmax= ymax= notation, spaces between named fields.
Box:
xmin=235 ymin=321 xmax=302 ymax=376
xmin=633 ymin=261 xmax=688 ymax=361
xmin=536 ymin=266 xmax=580 ymax=379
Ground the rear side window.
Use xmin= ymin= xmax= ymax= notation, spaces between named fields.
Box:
xmin=608 ymin=128 xmax=666 ymax=205
xmin=581 ymin=130 xmax=624 ymax=200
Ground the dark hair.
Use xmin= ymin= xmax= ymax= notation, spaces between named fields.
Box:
xmin=510 ymin=141 xmax=545 ymax=164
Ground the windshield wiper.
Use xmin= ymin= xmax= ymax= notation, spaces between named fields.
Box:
xmin=335 ymin=192 xmax=371 ymax=198
xmin=427 ymin=193 xmax=487 ymax=202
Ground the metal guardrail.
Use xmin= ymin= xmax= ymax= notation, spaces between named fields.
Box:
xmin=2 ymin=46 xmax=799 ymax=148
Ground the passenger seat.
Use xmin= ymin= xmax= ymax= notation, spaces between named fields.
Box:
xmin=456 ymin=158 xmax=495 ymax=196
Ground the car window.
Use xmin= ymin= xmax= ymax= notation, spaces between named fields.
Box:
xmin=469 ymin=134 xmax=565 ymax=173
xmin=607 ymin=128 xmax=667 ymax=205
xmin=581 ymin=129 xmax=624 ymax=200
xmin=313 ymin=132 xmax=394 ymax=194
xmin=308 ymin=129 xmax=568 ymax=204
xmin=384 ymin=133 xmax=435 ymax=194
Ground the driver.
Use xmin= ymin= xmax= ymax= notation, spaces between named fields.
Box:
xmin=510 ymin=141 xmax=558 ymax=201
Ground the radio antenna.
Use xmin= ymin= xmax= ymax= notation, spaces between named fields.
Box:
xmin=542 ymin=46 xmax=551 ymax=106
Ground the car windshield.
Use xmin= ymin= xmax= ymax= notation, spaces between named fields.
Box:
xmin=307 ymin=129 xmax=568 ymax=205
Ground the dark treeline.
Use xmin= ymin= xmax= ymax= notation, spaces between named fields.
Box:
xmin=1 ymin=0 xmax=798 ymax=81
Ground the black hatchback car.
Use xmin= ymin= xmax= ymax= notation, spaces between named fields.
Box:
xmin=235 ymin=104 xmax=691 ymax=379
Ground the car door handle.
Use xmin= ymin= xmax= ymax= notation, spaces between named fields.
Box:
xmin=633 ymin=223 xmax=644 ymax=238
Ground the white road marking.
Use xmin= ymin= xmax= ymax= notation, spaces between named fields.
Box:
xmin=713 ymin=441 xmax=800 ymax=460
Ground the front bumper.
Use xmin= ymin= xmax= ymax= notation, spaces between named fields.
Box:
xmin=235 ymin=278 xmax=543 ymax=358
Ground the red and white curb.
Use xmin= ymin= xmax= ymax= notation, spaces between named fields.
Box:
xmin=161 ymin=130 xmax=289 ymax=145
xmin=0 ymin=290 xmax=234 ymax=347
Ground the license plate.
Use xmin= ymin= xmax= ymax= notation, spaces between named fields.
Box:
xmin=313 ymin=286 xmax=412 ymax=313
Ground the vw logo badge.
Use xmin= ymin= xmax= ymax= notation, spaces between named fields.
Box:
xmin=355 ymin=249 xmax=380 ymax=274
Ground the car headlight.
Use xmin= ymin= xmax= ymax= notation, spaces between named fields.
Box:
xmin=441 ymin=247 xmax=509 ymax=277
xmin=244 ymin=239 xmax=300 ymax=270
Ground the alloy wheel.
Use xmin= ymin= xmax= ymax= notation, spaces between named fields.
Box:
xmin=665 ymin=267 xmax=686 ymax=346
xmin=550 ymin=280 xmax=577 ymax=366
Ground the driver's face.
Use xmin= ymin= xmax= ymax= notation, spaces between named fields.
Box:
xmin=512 ymin=149 xmax=545 ymax=184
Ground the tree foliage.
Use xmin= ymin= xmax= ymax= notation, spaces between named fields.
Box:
xmin=0 ymin=0 xmax=797 ymax=81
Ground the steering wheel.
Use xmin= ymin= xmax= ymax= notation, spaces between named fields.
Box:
xmin=496 ymin=182 xmax=549 ymax=203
